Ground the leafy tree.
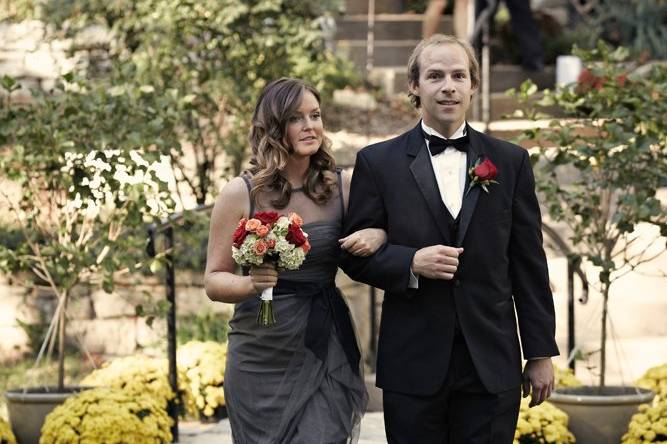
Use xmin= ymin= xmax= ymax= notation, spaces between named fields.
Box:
xmin=0 ymin=74 xmax=176 ymax=389
xmin=514 ymin=42 xmax=667 ymax=387
xmin=26 ymin=0 xmax=357 ymax=205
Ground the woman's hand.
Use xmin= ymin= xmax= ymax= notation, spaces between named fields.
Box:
xmin=249 ymin=263 xmax=278 ymax=293
xmin=339 ymin=228 xmax=387 ymax=257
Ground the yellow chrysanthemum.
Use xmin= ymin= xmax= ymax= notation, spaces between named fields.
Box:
xmin=514 ymin=398 xmax=576 ymax=444
xmin=554 ymin=366 xmax=583 ymax=389
xmin=81 ymin=355 xmax=197 ymax=417
xmin=622 ymin=400 xmax=667 ymax=443
xmin=637 ymin=364 xmax=667 ymax=405
xmin=40 ymin=388 xmax=172 ymax=444
xmin=0 ymin=417 xmax=17 ymax=444
xmin=177 ymin=341 xmax=227 ymax=419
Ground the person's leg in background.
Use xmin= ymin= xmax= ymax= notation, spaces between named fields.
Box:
xmin=423 ymin=0 xmax=471 ymax=41
xmin=423 ymin=0 xmax=448 ymax=38
xmin=453 ymin=0 xmax=472 ymax=41
xmin=503 ymin=0 xmax=544 ymax=70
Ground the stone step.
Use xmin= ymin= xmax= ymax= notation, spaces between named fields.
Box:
xmin=344 ymin=0 xmax=404 ymax=14
xmin=365 ymin=64 xmax=555 ymax=95
xmin=330 ymin=119 xmax=570 ymax=164
xmin=336 ymin=13 xmax=452 ymax=41
xmin=336 ymin=40 xmax=419 ymax=70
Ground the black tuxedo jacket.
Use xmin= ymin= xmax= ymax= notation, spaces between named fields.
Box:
xmin=340 ymin=123 xmax=559 ymax=396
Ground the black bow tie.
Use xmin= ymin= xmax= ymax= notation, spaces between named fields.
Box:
xmin=424 ymin=131 xmax=469 ymax=155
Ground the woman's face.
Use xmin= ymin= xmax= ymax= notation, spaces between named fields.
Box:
xmin=285 ymin=90 xmax=323 ymax=158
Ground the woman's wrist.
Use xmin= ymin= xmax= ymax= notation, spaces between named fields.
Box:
xmin=244 ymin=275 xmax=259 ymax=298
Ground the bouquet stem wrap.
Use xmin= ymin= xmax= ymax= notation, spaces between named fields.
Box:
xmin=257 ymin=287 xmax=276 ymax=326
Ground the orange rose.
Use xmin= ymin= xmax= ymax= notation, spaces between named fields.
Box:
xmin=288 ymin=212 xmax=304 ymax=227
xmin=256 ymin=224 xmax=270 ymax=238
xmin=301 ymin=239 xmax=311 ymax=254
xmin=245 ymin=218 xmax=261 ymax=232
xmin=267 ymin=239 xmax=276 ymax=249
xmin=253 ymin=240 xmax=268 ymax=256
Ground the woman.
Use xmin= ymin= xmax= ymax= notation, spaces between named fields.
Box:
xmin=205 ymin=78 xmax=384 ymax=443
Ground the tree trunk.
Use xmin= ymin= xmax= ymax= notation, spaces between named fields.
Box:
xmin=599 ymin=283 xmax=610 ymax=388
xmin=57 ymin=292 xmax=68 ymax=391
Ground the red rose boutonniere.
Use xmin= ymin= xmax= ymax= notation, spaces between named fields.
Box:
xmin=466 ymin=158 xmax=499 ymax=195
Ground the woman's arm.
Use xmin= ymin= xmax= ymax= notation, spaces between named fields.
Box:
xmin=204 ymin=177 xmax=277 ymax=303
xmin=339 ymin=168 xmax=387 ymax=257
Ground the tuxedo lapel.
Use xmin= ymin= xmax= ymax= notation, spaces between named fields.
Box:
xmin=455 ymin=127 xmax=486 ymax=247
xmin=407 ymin=125 xmax=453 ymax=245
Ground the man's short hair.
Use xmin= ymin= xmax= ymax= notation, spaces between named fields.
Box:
xmin=407 ymin=34 xmax=480 ymax=108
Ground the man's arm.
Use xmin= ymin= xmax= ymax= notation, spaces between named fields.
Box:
xmin=510 ymin=149 xmax=559 ymax=359
xmin=339 ymin=151 xmax=418 ymax=294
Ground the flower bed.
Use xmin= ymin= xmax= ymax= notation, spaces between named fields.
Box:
xmin=514 ymin=399 xmax=576 ymax=444
xmin=40 ymin=387 xmax=172 ymax=444
xmin=637 ymin=364 xmax=667 ymax=404
xmin=0 ymin=417 xmax=16 ymax=444
xmin=177 ymin=341 xmax=227 ymax=419
xmin=622 ymin=400 xmax=667 ymax=443
xmin=80 ymin=355 xmax=196 ymax=417
xmin=621 ymin=363 xmax=667 ymax=443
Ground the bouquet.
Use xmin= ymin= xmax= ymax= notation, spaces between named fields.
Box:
xmin=232 ymin=211 xmax=310 ymax=326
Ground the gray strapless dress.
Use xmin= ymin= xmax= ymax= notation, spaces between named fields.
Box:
xmin=224 ymin=175 xmax=368 ymax=444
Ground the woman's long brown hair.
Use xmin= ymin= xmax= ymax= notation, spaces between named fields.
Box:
xmin=248 ymin=78 xmax=337 ymax=209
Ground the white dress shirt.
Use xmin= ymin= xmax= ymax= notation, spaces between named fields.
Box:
xmin=409 ymin=120 xmax=469 ymax=288
xmin=422 ymin=120 xmax=468 ymax=219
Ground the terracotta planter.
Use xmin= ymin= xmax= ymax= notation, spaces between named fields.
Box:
xmin=5 ymin=387 xmax=88 ymax=444
xmin=549 ymin=385 xmax=654 ymax=444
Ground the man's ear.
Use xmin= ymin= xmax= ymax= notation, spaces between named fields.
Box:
xmin=408 ymin=80 xmax=419 ymax=96
xmin=470 ymin=81 xmax=479 ymax=99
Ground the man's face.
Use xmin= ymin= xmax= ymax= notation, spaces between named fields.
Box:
xmin=409 ymin=43 xmax=477 ymax=136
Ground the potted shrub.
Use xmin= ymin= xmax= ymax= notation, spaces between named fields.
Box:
xmin=0 ymin=74 xmax=175 ymax=443
xmin=514 ymin=42 xmax=666 ymax=443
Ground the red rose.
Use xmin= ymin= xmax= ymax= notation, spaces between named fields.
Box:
xmin=578 ymin=69 xmax=598 ymax=87
xmin=474 ymin=159 xmax=498 ymax=181
xmin=232 ymin=222 xmax=248 ymax=248
xmin=286 ymin=223 xmax=307 ymax=247
xmin=254 ymin=211 xmax=279 ymax=226
xmin=577 ymin=68 xmax=606 ymax=92
xmin=616 ymin=74 xmax=627 ymax=87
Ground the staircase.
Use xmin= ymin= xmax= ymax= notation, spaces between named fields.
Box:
xmin=334 ymin=0 xmax=556 ymax=122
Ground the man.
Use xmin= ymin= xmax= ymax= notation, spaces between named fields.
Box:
xmin=339 ymin=34 xmax=559 ymax=443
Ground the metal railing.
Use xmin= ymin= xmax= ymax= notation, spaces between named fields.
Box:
xmin=147 ymin=204 xmax=212 ymax=442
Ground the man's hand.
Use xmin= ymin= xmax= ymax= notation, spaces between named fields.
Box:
xmin=339 ymin=228 xmax=387 ymax=257
xmin=522 ymin=358 xmax=555 ymax=407
xmin=411 ymin=245 xmax=463 ymax=280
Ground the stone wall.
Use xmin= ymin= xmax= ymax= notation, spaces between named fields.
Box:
xmin=0 ymin=20 xmax=112 ymax=101
xmin=0 ymin=271 xmax=230 ymax=362
xmin=0 ymin=269 xmax=376 ymax=364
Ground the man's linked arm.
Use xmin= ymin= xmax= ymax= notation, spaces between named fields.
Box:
xmin=509 ymin=150 xmax=560 ymax=359
xmin=339 ymin=151 xmax=418 ymax=294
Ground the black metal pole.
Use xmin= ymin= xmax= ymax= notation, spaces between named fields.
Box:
xmin=567 ymin=258 xmax=576 ymax=372
xmin=165 ymin=225 xmax=179 ymax=441
xmin=369 ymin=286 xmax=377 ymax=373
